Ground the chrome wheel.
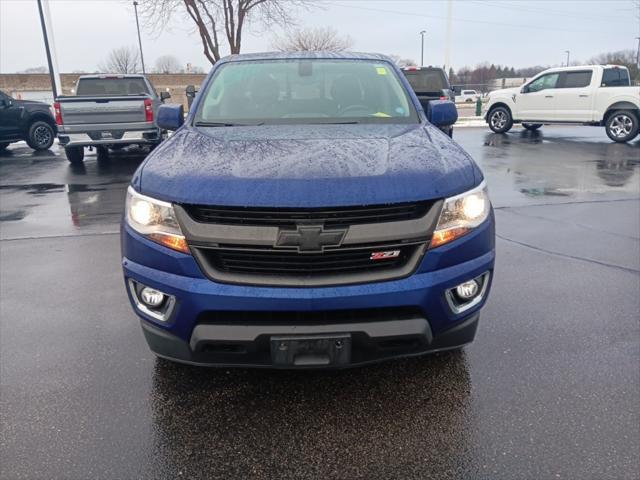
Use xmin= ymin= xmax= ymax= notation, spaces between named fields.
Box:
xmin=609 ymin=114 xmax=633 ymax=139
xmin=491 ymin=111 xmax=507 ymax=130
xmin=33 ymin=125 xmax=52 ymax=147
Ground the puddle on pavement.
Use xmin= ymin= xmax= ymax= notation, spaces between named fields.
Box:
xmin=474 ymin=129 xmax=640 ymax=205
xmin=0 ymin=149 xmax=145 ymax=237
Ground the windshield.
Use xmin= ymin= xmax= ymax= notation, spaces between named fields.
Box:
xmin=76 ymin=78 xmax=150 ymax=96
xmin=194 ymin=59 xmax=418 ymax=125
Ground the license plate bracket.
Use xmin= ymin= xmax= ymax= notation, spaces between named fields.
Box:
xmin=270 ymin=333 xmax=352 ymax=367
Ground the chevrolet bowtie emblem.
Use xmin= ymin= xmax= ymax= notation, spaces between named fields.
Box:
xmin=275 ymin=225 xmax=347 ymax=252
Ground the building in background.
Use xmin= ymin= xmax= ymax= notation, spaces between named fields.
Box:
xmin=0 ymin=73 xmax=206 ymax=110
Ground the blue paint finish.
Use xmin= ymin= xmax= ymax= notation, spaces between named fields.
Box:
xmin=123 ymin=249 xmax=494 ymax=342
xmin=427 ymin=100 xmax=459 ymax=127
xmin=122 ymin=52 xmax=496 ymax=364
xmin=139 ymin=123 xmax=477 ymax=207
xmin=156 ymin=104 xmax=184 ymax=131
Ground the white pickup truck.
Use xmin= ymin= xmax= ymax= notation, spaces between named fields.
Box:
xmin=484 ymin=65 xmax=639 ymax=142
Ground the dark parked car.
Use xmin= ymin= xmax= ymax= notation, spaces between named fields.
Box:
xmin=0 ymin=90 xmax=56 ymax=151
xmin=401 ymin=66 xmax=457 ymax=136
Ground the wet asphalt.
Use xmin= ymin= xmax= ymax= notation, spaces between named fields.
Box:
xmin=0 ymin=126 xmax=639 ymax=480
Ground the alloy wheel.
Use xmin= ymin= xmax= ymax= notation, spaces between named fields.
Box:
xmin=609 ymin=114 xmax=633 ymax=139
xmin=34 ymin=125 xmax=52 ymax=147
xmin=491 ymin=111 xmax=507 ymax=130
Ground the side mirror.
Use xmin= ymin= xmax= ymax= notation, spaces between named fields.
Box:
xmin=520 ymin=86 xmax=529 ymax=94
xmin=426 ymin=99 xmax=458 ymax=128
xmin=0 ymin=98 xmax=9 ymax=108
xmin=160 ymin=91 xmax=171 ymax=101
xmin=157 ymin=104 xmax=184 ymax=131
xmin=185 ymin=85 xmax=198 ymax=110
xmin=451 ymin=85 xmax=461 ymax=95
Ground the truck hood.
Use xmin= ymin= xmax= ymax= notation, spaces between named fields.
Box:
xmin=136 ymin=123 xmax=479 ymax=207
xmin=488 ymin=87 xmax=520 ymax=98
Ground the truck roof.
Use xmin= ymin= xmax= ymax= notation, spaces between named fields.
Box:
xmin=76 ymin=74 xmax=147 ymax=79
xmin=218 ymin=51 xmax=394 ymax=64
xmin=544 ymin=64 xmax=628 ymax=72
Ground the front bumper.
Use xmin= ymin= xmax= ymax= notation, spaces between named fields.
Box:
xmin=122 ymin=217 xmax=495 ymax=368
xmin=141 ymin=311 xmax=480 ymax=368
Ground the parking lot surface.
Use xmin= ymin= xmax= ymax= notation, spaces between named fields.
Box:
xmin=1 ymin=126 xmax=639 ymax=479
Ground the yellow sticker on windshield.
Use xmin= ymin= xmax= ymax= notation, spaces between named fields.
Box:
xmin=376 ymin=67 xmax=388 ymax=75
xmin=372 ymin=112 xmax=391 ymax=117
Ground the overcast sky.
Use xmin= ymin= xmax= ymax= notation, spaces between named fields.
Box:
xmin=1 ymin=0 xmax=638 ymax=73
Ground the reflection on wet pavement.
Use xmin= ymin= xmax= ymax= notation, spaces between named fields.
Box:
xmin=147 ymin=352 xmax=472 ymax=478
xmin=468 ymin=127 xmax=640 ymax=208
xmin=0 ymin=143 xmax=146 ymax=239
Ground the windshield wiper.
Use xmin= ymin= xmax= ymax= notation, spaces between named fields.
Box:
xmin=194 ymin=121 xmax=262 ymax=127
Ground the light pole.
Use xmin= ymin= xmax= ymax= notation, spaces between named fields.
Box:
xmin=636 ymin=37 xmax=639 ymax=69
xmin=420 ymin=30 xmax=427 ymax=66
xmin=36 ymin=0 xmax=57 ymax=98
xmin=564 ymin=50 xmax=570 ymax=67
xmin=133 ymin=1 xmax=146 ymax=74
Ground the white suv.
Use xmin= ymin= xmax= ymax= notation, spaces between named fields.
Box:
xmin=484 ymin=65 xmax=639 ymax=142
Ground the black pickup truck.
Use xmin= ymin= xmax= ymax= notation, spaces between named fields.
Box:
xmin=0 ymin=90 xmax=57 ymax=151
xmin=401 ymin=66 xmax=457 ymax=137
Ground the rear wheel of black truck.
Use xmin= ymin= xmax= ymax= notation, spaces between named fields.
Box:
xmin=65 ymin=146 xmax=85 ymax=164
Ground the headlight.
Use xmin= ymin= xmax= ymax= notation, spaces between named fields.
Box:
xmin=125 ymin=186 xmax=190 ymax=254
xmin=430 ymin=181 xmax=490 ymax=248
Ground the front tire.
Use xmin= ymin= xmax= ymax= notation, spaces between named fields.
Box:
xmin=65 ymin=146 xmax=84 ymax=164
xmin=605 ymin=110 xmax=639 ymax=143
xmin=26 ymin=121 xmax=55 ymax=151
xmin=522 ymin=123 xmax=542 ymax=131
xmin=488 ymin=106 xmax=513 ymax=134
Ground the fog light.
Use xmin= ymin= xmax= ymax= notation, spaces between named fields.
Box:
xmin=455 ymin=280 xmax=479 ymax=300
xmin=140 ymin=287 xmax=165 ymax=307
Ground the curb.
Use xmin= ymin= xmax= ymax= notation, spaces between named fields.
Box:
xmin=455 ymin=117 xmax=485 ymax=127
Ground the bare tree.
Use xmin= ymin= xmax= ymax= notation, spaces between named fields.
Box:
xmin=99 ymin=46 xmax=140 ymax=74
xmin=387 ymin=54 xmax=417 ymax=68
xmin=18 ymin=66 xmax=48 ymax=73
xmin=155 ymin=55 xmax=183 ymax=73
xmin=272 ymin=26 xmax=353 ymax=52
xmin=589 ymin=49 xmax=638 ymax=81
xmin=139 ymin=0 xmax=311 ymax=65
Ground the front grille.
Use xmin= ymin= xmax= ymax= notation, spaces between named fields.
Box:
xmin=197 ymin=242 xmax=421 ymax=278
xmin=183 ymin=202 xmax=432 ymax=227
xmin=176 ymin=199 xmax=441 ymax=287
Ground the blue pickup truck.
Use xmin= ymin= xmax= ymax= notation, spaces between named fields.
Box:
xmin=121 ymin=52 xmax=495 ymax=368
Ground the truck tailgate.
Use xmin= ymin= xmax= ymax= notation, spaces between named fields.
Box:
xmin=58 ymin=96 xmax=148 ymax=125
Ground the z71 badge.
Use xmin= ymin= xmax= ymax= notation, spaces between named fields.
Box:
xmin=370 ymin=250 xmax=401 ymax=261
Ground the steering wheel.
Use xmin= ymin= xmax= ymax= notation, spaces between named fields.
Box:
xmin=338 ymin=104 xmax=371 ymax=117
